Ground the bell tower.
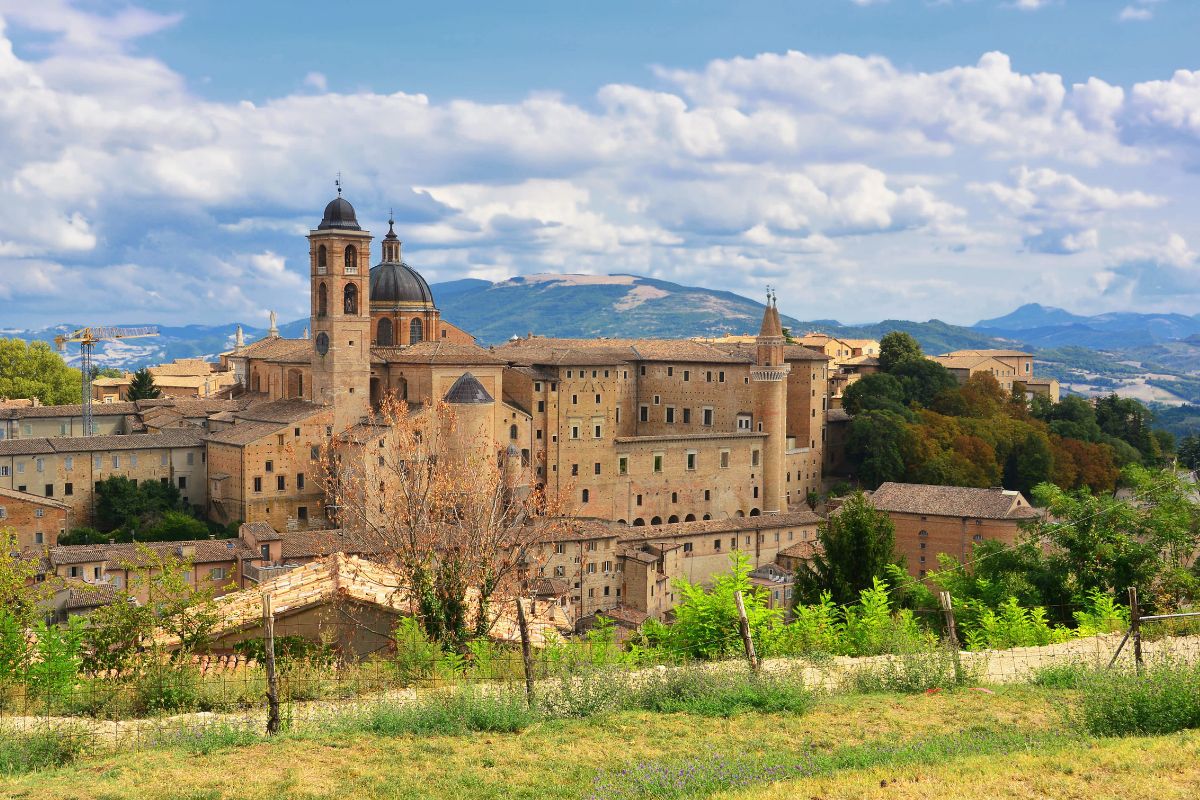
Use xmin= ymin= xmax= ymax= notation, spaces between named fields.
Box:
xmin=309 ymin=184 xmax=372 ymax=433
xmin=752 ymin=289 xmax=790 ymax=515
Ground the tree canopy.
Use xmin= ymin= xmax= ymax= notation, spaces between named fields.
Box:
xmin=0 ymin=338 xmax=81 ymax=405
xmin=794 ymin=491 xmax=902 ymax=606
xmin=878 ymin=331 xmax=924 ymax=372
xmin=127 ymin=368 xmax=161 ymax=400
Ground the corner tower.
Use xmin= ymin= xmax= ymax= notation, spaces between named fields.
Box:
xmin=309 ymin=188 xmax=373 ymax=432
xmin=752 ymin=290 xmax=790 ymax=515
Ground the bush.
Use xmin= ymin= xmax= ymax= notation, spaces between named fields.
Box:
xmin=355 ymin=688 xmax=539 ymax=736
xmin=133 ymin=663 xmax=201 ymax=715
xmin=1031 ymin=662 xmax=1093 ymax=690
xmin=1078 ymin=659 xmax=1200 ymax=736
xmin=628 ymin=667 xmax=815 ymax=717
xmin=0 ymin=726 xmax=88 ymax=774
xmin=848 ymin=646 xmax=966 ymax=694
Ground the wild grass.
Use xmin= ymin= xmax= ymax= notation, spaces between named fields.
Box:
xmin=0 ymin=725 xmax=90 ymax=774
xmin=1077 ymin=658 xmax=1200 ymax=736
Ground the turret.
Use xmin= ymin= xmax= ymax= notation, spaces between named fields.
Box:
xmin=752 ymin=289 xmax=790 ymax=515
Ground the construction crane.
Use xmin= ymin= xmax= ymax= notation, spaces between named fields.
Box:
xmin=54 ymin=326 xmax=159 ymax=435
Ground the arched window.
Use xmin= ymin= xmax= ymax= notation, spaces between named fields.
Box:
xmin=632 ymin=518 xmax=645 ymax=527
xmin=650 ymin=516 xmax=662 ymax=525
xmin=344 ymin=283 xmax=358 ymax=315
xmin=317 ymin=282 xmax=328 ymax=317
xmin=317 ymin=245 xmax=327 ymax=274
xmin=702 ymin=514 xmax=711 ymax=521
xmin=377 ymin=318 xmax=393 ymax=346
xmin=509 ymin=424 xmax=518 ymax=440
xmin=735 ymin=510 xmax=745 ymax=518
xmin=668 ymin=515 xmax=679 ymax=524
xmin=410 ymin=317 xmax=423 ymax=344
xmin=684 ymin=514 xmax=696 ymax=522
xmin=344 ymin=245 xmax=358 ymax=274
xmin=617 ymin=519 xmax=628 ymax=526
xmin=749 ymin=508 xmax=760 ymax=517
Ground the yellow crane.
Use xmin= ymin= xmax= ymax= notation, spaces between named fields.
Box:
xmin=54 ymin=326 xmax=159 ymax=435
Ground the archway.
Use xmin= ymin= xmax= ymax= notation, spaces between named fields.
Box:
xmin=344 ymin=244 xmax=357 ymax=272
xmin=633 ymin=518 xmax=645 ymax=527
xmin=667 ymin=515 xmax=679 ymax=524
xmin=343 ymin=283 xmax=358 ymax=315
xmin=377 ymin=318 xmax=393 ymax=346
xmin=684 ymin=514 xmax=696 ymax=522
xmin=749 ymin=508 xmax=761 ymax=517
xmin=650 ymin=516 xmax=662 ymax=525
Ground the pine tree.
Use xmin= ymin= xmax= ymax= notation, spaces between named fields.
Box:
xmin=127 ymin=368 xmax=161 ymax=400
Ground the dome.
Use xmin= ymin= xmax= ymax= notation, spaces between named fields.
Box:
xmin=369 ymin=261 xmax=434 ymax=305
xmin=444 ymin=373 xmax=494 ymax=404
xmin=318 ymin=196 xmax=361 ymax=231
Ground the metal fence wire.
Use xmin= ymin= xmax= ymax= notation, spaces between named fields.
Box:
xmin=3 ymin=588 xmax=1199 ymax=755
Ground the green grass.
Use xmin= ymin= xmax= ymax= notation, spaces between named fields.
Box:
xmin=0 ymin=726 xmax=89 ymax=775
xmin=1078 ymin=659 xmax=1200 ymax=737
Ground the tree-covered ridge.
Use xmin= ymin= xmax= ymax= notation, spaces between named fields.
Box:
xmin=843 ymin=332 xmax=1171 ymax=494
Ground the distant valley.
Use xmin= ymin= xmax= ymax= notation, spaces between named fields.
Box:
xmin=8 ymin=276 xmax=1200 ymax=418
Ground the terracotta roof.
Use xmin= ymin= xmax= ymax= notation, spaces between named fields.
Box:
xmin=0 ymin=486 xmax=70 ymax=510
xmin=535 ymin=518 xmax=616 ymax=543
xmin=234 ymin=399 xmax=325 ymax=424
xmin=709 ymin=342 xmax=831 ymax=363
xmin=239 ymin=521 xmax=282 ymax=542
xmin=0 ymin=429 xmax=205 ymax=457
xmin=602 ymin=605 xmax=649 ymax=627
xmin=374 ymin=341 xmax=507 ymax=365
xmin=156 ymin=553 xmax=570 ymax=649
xmin=240 ymin=336 xmax=311 ymax=362
xmin=496 ymin=336 xmax=757 ymax=366
xmin=205 ymin=421 xmax=283 ymax=446
xmin=619 ymin=509 xmax=823 ymax=542
xmin=50 ymin=538 xmax=255 ymax=567
xmin=0 ymin=402 xmax=136 ymax=420
xmin=148 ymin=359 xmax=218 ymax=376
xmin=778 ymin=540 xmax=820 ymax=559
xmin=868 ymin=482 xmax=1040 ymax=520
xmin=279 ymin=529 xmax=387 ymax=559
xmin=944 ymin=349 xmax=1031 ymax=358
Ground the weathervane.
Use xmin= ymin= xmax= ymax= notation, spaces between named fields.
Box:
xmin=335 ymin=172 xmax=342 ymax=196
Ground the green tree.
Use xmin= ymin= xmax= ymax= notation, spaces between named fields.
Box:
xmin=669 ymin=553 xmax=778 ymax=660
xmin=0 ymin=338 xmax=82 ymax=405
xmin=127 ymin=368 xmax=161 ymax=400
xmin=94 ymin=476 xmax=183 ymax=534
xmin=841 ymin=373 xmax=908 ymax=415
xmin=845 ymin=410 xmax=910 ymax=488
xmin=1002 ymin=430 xmax=1054 ymax=495
xmin=142 ymin=511 xmax=209 ymax=541
xmin=889 ymin=358 xmax=959 ymax=408
xmin=794 ymin=491 xmax=901 ymax=606
xmin=878 ymin=331 xmax=924 ymax=373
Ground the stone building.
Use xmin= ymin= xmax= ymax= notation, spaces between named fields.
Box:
xmin=867 ymin=482 xmax=1039 ymax=579
xmin=932 ymin=349 xmax=1060 ymax=401
xmin=0 ymin=486 xmax=69 ymax=551
xmin=0 ymin=429 xmax=208 ymax=525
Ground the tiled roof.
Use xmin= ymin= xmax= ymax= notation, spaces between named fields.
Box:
xmin=613 ymin=432 xmax=764 ymax=444
xmin=204 ymin=420 xmax=286 ymax=447
xmin=239 ymin=521 xmax=282 ymax=542
xmin=234 ymin=398 xmax=325 ymax=424
xmin=0 ymin=486 xmax=70 ymax=510
xmin=708 ymin=342 xmax=831 ymax=363
xmin=778 ymin=540 xmax=820 ymax=559
xmin=374 ymin=341 xmax=507 ymax=365
xmin=944 ymin=349 xmax=1031 ymax=358
xmin=279 ymin=529 xmax=387 ymax=559
xmin=240 ymin=336 xmax=311 ymax=362
xmin=602 ymin=605 xmax=649 ymax=627
xmin=868 ymin=482 xmax=1040 ymax=520
xmin=50 ymin=538 xmax=255 ymax=567
xmin=536 ymin=518 xmax=617 ymax=543
xmin=496 ymin=336 xmax=758 ymax=366
xmin=826 ymin=408 xmax=852 ymax=423
xmin=619 ymin=509 xmax=823 ymax=542
xmin=0 ymin=402 xmax=136 ymax=420
xmin=0 ymin=429 xmax=205 ymax=457
xmin=155 ymin=553 xmax=570 ymax=649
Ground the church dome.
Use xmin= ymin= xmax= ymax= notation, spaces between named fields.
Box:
xmin=444 ymin=373 xmax=493 ymax=404
xmin=318 ymin=195 xmax=361 ymax=231
xmin=369 ymin=261 xmax=434 ymax=305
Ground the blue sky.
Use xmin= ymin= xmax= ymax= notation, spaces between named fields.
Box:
xmin=2 ymin=0 xmax=1200 ymax=329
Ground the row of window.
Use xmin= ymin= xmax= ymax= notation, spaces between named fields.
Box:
xmin=315 ymin=244 xmax=358 ymax=275
xmin=1 ymin=451 xmax=197 ymax=476
xmin=252 ymin=473 xmax=305 ymax=493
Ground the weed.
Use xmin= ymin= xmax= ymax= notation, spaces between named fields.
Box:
xmin=347 ymin=688 xmax=540 ymax=736
xmin=626 ymin=666 xmax=815 ymax=717
xmin=0 ymin=726 xmax=89 ymax=774
xmin=1078 ymin=658 xmax=1200 ymax=736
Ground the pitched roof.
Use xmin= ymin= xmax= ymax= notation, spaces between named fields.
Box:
xmin=49 ymin=538 xmax=255 ymax=567
xmin=155 ymin=553 xmax=570 ymax=648
xmin=239 ymin=336 xmax=311 ymax=362
xmin=204 ymin=420 xmax=284 ymax=447
xmin=0 ymin=486 xmax=70 ymax=510
xmin=944 ymin=349 xmax=1031 ymax=358
xmin=374 ymin=340 xmax=507 ymax=365
xmin=0 ymin=429 xmax=205 ymax=457
xmin=234 ymin=398 xmax=325 ymax=424
xmin=868 ymin=482 xmax=1039 ymax=520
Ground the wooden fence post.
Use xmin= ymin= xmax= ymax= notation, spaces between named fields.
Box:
xmin=939 ymin=591 xmax=963 ymax=685
xmin=734 ymin=590 xmax=759 ymax=672
xmin=515 ymin=597 xmax=536 ymax=708
xmin=1128 ymin=586 xmax=1143 ymax=673
xmin=262 ymin=593 xmax=280 ymax=735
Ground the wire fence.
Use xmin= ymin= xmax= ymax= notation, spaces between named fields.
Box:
xmin=4 ymin=589 xmax=1200 ymax=756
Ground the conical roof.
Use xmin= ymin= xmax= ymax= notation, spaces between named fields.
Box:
xmin=444 ymin=372 xmax=494 ymax=404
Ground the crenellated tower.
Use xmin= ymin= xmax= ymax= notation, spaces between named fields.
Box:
xmin=309 ymin=187 xmax=373 ymax=433
xmin=752 ymin=289 xmax=790 ymax=514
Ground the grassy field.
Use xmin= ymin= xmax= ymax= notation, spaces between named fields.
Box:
xmin=5 ymin=683 xmax=1198 ymax=800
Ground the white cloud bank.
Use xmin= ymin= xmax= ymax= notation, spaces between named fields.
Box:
xmin=2 ymin=3 xmax=1200 ymax=327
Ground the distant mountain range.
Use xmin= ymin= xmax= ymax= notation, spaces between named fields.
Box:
xmin=6 ymin=276 xmax=1200 ymax=407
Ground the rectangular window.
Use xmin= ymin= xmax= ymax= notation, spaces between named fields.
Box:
xmin=667 ymin=366 xmax=674 ymax=377
xmin=35 ymin=531 xmax=43 ymax=545
xmin=594 ymin=462 xmax=601 ymax=475
xmin=581 ymin=489 xmax=589 ymax=503
xmin=0 ymin=467 xmax=7 ymax=477
xmin=535 ymin=382 xmax=542 ymax=392
xmin=94 ymin=456 xmax=101 ymax=469
xmin=44 ymin=483 xmax=53 ymax=497
xmin=682 ymin=408 xmax=691 ymax=424
xmin=179 ymin=476 xmax=187 ymax=490
xmin=618 ymin=456 xmax=628 ymax=475
xmin=571 ymin=464 xmax=579 ymax=476
xmin=64 ymin=482 xmax=73 ymax=496
xmin=34 ymin=458 xmax=43 ymax=473
xmin=639 ymin=405 xmax=649 ymax=422
xmin=686 ymin=451 xmax=697 ymax=470
xmin=186 ymin=452 xmax=194 ymax=466
xmin=665 ymin=406 xmax=675 ymax=424
xmin=265 ymin=460 xmax=274 ymax=473
xmin=537 ymin=400 xmax=545 ymax=412
xmin=130 ymin=454 xmax=137 ymax=468
xmin=653 ymin=395 xmax=660 ymax=405
xmin=639 ymin=365 xmax=646 ymax=376
xmin=683 ymin=370 xmax=690 ymax=381
xmin=572 ymin=394 xmax=578 ymax=405
xmin=616 ymin=407 xmax=621 ymax=424
xmin=571 ymin=425 xmax=580 ymax=440
xmin=594 ymin=424 xmax=602 ymax=439
xmin=720 ymin=450 xmax=730 ymax=469
xmin=161 ymin=453 xmax=169 ymax=466
xmin=111 ymin=455 xmax=119 ymax=468
xmin=718 ymin=371 xmax=725 ymax=383
xmin=254 ymin=477 xmax=263 ymax=493
xmin=554 ymin=565 xmax=565 ymax=577
xmin=554 ymin=543 xmax=566 ymax=555
xmin=703 ymin=408 xmax=713 ymax=426
xmin=64 ymin=456 xmax=73 ymax=470
xmin=276 ymin=475 xmax=285 ymax=491
xmin=210 ymin=567 xmax=227 ymax=581
xmin=752 ymin=450 xmax=760 ymax=467
xmin=586 ymin=541 xmax=598 ymax=552
xmin=595 ymin=394 xmax=601 ymax=404
xmin=653 ymin=454 xmax=663 ymax=473
xmin=683 ymin=542 xmax=693 ymax=553
xmin=587 ymin=563 xmax=597 ymax=574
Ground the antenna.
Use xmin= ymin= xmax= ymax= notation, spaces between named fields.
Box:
xmin=335 ymin=172 xmax=342 ymax=196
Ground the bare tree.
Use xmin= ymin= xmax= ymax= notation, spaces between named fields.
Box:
xmin=321 ymin=393 xmax=570 ymax=648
